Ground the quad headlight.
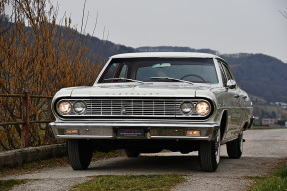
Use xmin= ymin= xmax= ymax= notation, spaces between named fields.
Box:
xmin=57 ymin=100 xmax=87 ymax=115
xmin=73 ymin=101 xmax=87 ymax=114
xmin=180 ymin=101 xmax=194 ymax=114
xmin=196 ymin=101 xmax=210 ymax=116
xmin=57 ymin=101 xmax=72 ymax=115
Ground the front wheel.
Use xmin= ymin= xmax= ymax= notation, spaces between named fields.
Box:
xmin=227 ymin=131 xmax=243 ymax=159
xmin=67 ymin=139 xmax=93 ymax=170
xmin=199 ymin=129 xmax=221 ymax=172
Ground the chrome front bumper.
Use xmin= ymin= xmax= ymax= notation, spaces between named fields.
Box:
xmin=49 ymin=122 xmax=220 ymax=141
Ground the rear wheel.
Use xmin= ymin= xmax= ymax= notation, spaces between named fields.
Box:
xmin=67 ymin=139 xmax=93 ymax=170
xmin=199 ymin=129 xmax=221 ymax=172
xmin=227 ymin=131 xmax=243 ymax=159
xmin=125 ymin=149 xmax=140 ymax=157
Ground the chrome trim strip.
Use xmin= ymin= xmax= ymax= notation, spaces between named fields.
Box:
xmin=50 ymin=122 xmax=219 ymax=128
xmin=94 ymin=57 xmax=112 ymax=84
xmin=56 ymin=135 xmax=210 ymax=140
xmin=57 ymin=135 xmax=113 ymax=139
xmin=151 ymin=136 xmax=209 ymax=139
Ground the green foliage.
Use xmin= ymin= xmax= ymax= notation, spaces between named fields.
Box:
xmin=0 ymin=179 xmax=26 ymax=191
xmin=70 ymin=174 xmax=186 ymax=191
xmin=249 ymin=163 xmax=287 ymax=191
xmin=251 ymin=126 xmax=286 ymax=130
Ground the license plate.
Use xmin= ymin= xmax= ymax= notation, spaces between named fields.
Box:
xmin=117 ymin=128 xmax=145 ymax=137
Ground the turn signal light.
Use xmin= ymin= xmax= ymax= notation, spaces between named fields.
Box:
xmin=186 ymin=130 xmax=200 ymax=136
xmin=65 ymin=129 xmax=79 ymax=134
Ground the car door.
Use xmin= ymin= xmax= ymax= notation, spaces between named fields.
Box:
xmin=219 ymin=61 xmax=242 ymax=139
xmin=238 ymin=88 xmax=252 ymax=128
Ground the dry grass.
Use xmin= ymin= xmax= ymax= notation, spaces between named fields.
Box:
xmin=70 ymin=174 xmax=186 ymax=191
xmin=0 ymin=151 xmax=124 ymax=178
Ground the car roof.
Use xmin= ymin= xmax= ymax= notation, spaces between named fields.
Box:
xmin=110 ymin=52 xmax=222 ymax=59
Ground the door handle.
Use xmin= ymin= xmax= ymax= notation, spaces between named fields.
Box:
xmin=234 ymin=95 xmax=240 ymax=98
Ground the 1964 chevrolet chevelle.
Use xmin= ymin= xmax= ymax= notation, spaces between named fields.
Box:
xmin=50 ymin=52 xmax=253 ymax=172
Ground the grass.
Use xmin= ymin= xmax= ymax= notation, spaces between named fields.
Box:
xmin=0 ymin=151 xmax=124 ymax=178
xmin=0 ymin=179 xmax=27 ymax=191
xmin=0 ymin=156 xmax=69 ymax=178
xmin=0 ymin=150 xmax=125 ymax=190
xmin=70 ymin=174 xmax=186 ymax=191
xmin=249 ymin=161 xmax=287 ymax=191
xmin=251 ymin=126 xmax=287 ymax=130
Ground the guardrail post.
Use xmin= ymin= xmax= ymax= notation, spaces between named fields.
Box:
xmin=21 ymin=91 xmax=30 ymax=148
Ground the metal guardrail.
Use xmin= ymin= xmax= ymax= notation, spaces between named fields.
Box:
xmin=0 ymin=94 xmax=53 ymax=98
xmin=0 ymin=92 xmax=54 ymax=148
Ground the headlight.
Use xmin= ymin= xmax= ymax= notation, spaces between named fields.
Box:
xmin=73 ymin=101 xmax=87 ymax=114
xmin=180 ymin=102 xmax=194 ymax=114
xmin=57 ymin=101 xmax=72 ymax=115
xmin=196 ymin=101 xmax=210 ymax=116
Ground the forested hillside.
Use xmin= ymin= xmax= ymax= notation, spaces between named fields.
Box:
xmin=48 ymin=34 xmax=287 ymax=104
xmin=221 ymin=53 xmax=287 ymax=103
xmin=2 ymin=17 xmax=286 ymax=103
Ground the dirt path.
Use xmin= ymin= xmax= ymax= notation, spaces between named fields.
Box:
xmin=2 ymin=129 xmax=287 ymax=191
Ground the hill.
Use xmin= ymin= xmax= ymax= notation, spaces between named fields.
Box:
xmin=65 ymin=36 xmax=287 ymax=103
xmin=2 ymin=18 xmax=286 ymax=103
xmin=221 ymin=53 xmax=287 ymax=103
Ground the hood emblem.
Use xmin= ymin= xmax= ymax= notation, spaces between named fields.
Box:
xmin=121 ymin=105 xmax=127 ymax=115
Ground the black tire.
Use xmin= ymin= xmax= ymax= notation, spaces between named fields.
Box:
xmin=199 ymin=129 xmax=221 ymax=172
xmin=67 ymin=139 xmax=93 ymax=170
xmin=227 ymin=131 xmax=243 ymax=159
xmin=125 ymin=149 xmax=140 ymax=157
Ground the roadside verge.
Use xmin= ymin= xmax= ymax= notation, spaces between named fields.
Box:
xmin=0 ymin=144 xmax=66 ymax=168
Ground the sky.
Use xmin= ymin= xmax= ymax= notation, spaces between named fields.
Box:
xmin=6 ymin=0 xmax=287 ymax=62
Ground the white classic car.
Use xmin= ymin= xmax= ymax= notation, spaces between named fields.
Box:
xmin=50 ymin=52 xmax=253 ymax=172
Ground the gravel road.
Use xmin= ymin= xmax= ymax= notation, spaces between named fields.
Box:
xmin=2 ymin=129 xmax=287 ymax=191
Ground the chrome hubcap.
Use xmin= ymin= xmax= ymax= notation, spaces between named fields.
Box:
xmin=215 ymin=130 xmax=221 ymax=164
xmin=239 ymin=131 xmax=243 ymax=152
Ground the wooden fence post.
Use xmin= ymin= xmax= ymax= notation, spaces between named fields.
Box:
xmin=21 ymin=91 xmax=30 ymax=148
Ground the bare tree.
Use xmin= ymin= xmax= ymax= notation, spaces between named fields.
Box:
xmin=0 ymin=0 xmax=104 ymax=150
xmin=279 ymin=10 xmax=287 ymax=20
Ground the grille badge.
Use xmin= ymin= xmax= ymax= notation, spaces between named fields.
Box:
xmin=121 ymin=105 xmax=127 ymax=115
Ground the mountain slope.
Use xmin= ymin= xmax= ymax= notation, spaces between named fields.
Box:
xmin=2 ymin=17 xmax=285 ymax=103
xmin=86 ymin=41 xmax=287 ymax=103
xmin=221 ymin=53 xmax=287 ymax=103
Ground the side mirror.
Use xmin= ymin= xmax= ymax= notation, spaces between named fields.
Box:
xmin=227 ymin=79 xmax=236 ymax=89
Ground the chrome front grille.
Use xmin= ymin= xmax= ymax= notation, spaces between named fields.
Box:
xmin=90 ymin=100 xmax=177 ymax=117
xmin=60 ymin=98 xmax=209 ymax=118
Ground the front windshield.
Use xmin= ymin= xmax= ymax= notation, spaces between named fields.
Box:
xmin=99 ymin=57 xmax=218 ymax=84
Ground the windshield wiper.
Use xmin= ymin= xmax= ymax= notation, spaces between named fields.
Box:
xmin=104 ymin=78 xmax=143 ymax=83
xmin=150 ymin=77 xmax=193 ymax=85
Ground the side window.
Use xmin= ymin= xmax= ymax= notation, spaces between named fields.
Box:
xmin=101 ymin=63 xmax=129 ymax=83
xmin=218 ymin=62 xmax=227 ymax=86
xmin=103 ymin=63 xmax=120 ymax=79
xmin=220 ymin=61 xmax=238 ymax=89
xmin=221 ymin=62 xmax=233 ymax=81
xmin=119 ymin=64 xmax=128 ymax=78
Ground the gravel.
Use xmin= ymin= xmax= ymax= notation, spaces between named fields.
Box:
xmin=2 ymin=129 xmax=287 ymax=191
xmin=10 ymin=178 xmax=90 ymax=191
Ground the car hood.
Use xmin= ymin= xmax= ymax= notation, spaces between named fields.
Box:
xmin=61 ymin=83 xmax=213 ymax=98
